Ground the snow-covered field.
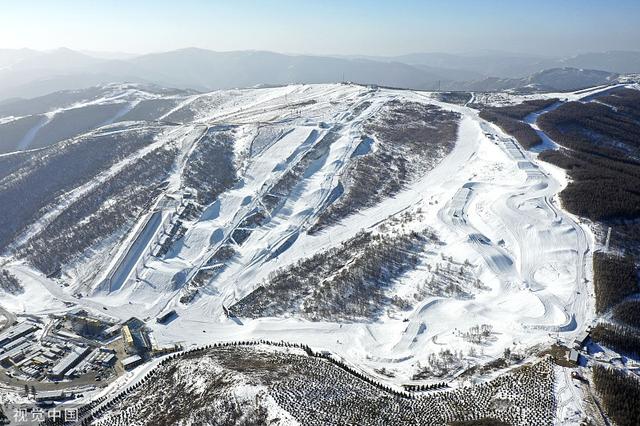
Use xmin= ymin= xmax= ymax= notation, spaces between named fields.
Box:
xmin=0 ymin=83 xmax=601 ymax=390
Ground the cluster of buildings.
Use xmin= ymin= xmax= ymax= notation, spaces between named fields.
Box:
xmin=119 ymin=318 xmax=154 ymax=370
xmin=0 ymin=321 xmax=41 ymax=368
xmin=119 ymin=313 xmax=182 ymax=369
xmin=0 ymin=311 xmax=119 ymax=383
xmin=48 ymin=346 xmax=116 ymax=380
xmin=568 ymin=330 xmax=591 ymax=365
xmin=0 ymin=307 xmax=182 ymax=396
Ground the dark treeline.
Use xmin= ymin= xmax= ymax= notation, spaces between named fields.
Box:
xmin=117 ymin=98 xmax=182 ymax=122
xmin=231 ymin=229 xmax=435 ymax=321
xmin=312 ymin=101 xmax=459 ymax=232
xmin=480 ymin=111 xmax=540 ymax=148
xmin=612 ymin=300 xmax=640 ymax=329
xmin=80 ymin=341 xmax=554 ymax=426
xmin=609 ymin=221 xmax=640 ymax=258
xmin=182 ymin=129 xmax=236 ymax=209
xmin=18 ymin=145 xmax=178 ymax=275
xmin=538 ymin=92 xmax=640 ymax=221
xmin=479 ymin=98 xmax=558 ymax=149
xmin=0 ymin=269 xmax=22 ymax=294
xmin=483 ymin=99 xmax=559 ymax=120
xmin=592 ymin=252 xmax=638 ymax=313
xmin=593 ymin=364 xmax=640 ymax=426
xmin=596 ymin=88 xmax=640 ymax=121
xmin=29 ymin=103 xmax=127 ymax=150
xmin=436 ymin=92 xmax=472 ymax=106
xmin=539 ymin=147 xmax=640 ymax=219
xmin=540 ymin=101 xmax=640 ymax=152
xmin=590 ymin=322 xmax=640 ymax=356
xmin=0 ymin=125 xmax=161 ymax=250
xmin=0 ymin=150 xmax=32 ymax=181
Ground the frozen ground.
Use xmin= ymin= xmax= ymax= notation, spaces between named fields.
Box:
xmin=0 ymin=83 xmax=604 ymax=391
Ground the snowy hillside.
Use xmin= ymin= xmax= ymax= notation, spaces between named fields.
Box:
xmin=1 ymin=81 xmax=639 ymax=424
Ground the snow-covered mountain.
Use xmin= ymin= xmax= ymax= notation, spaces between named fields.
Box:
xmin=0 ymin=48 xmax=638 ymax=100
xmin=0 ymin=48 xmax=455 ymax=100
xmin=0 ymin=81 xmax=639 ymax=425
xmin=449 ymin=67 xmax=619 ymax=92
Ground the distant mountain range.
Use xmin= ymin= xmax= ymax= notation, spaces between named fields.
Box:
xmin=376 ymin=50 xmax=640 ymax=78
xmin=0 ymin=48 xmax=638 ymax=100
xmin=445 ymin=67 xmax=620 ymax=92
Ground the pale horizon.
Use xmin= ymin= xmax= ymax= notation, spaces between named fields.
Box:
xmin=7 ymin=45 xmax=640 ymax=60
xmin=2 ymin=0 xmax=639 ymax=57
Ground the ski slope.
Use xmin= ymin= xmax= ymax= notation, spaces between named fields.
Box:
xmin=1 ymin=83 xmax=598 ymax=386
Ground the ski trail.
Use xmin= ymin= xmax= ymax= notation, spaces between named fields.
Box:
xmin=16 ymin=114 xmax=52 ymax=150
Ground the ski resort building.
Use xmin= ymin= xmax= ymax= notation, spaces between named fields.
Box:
xmin=35 ymin=390 xmax=72 ymax=403
xmin=156 ymin=310 xmax=177 ymax=324
xmin=121 ymin=354 xmax=143 ymax=370
xmin=0 ymin=322 xmax=38 ymax=347
xmin=122 ymin=325 xmax=134 ymax=348
xmin=573 ymin=332 xmax=590 ymax=349
xmin=49 ymin=347 xmax=91 ymax=379
xmin=99 ymin=208 xmax=164 ymax=292
xmin=101 ymin=324 xmax=121 ymax=340
xmin=568 ymin=349 xmax=580 ymax=365
xmin=0 ymin=341 xmax=33 ymax=364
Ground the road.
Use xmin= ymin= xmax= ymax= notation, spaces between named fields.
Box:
xmin=0 ymin=306 xmax=16 ymax=332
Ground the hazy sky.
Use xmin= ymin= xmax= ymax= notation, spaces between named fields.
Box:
xmin=2 ymin=0 xmax=639 ymax=56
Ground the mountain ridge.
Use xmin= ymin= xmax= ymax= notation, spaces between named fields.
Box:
xmin=0 ymin=48 xmax=637 ymax=100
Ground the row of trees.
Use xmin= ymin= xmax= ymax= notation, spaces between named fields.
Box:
xmin=590 ymin=322 xmax=640 ymax=356
xmin=478 ymin=98 xmax=558 ymax=149
xmin=538 ymin=95 xmax=640 ymax=221
xmin=592 ymin=252 xmax=637 ymax=313
xmin=612 ymin=300 xmax=640 ymax=329
xmin=449 ymin=420 xmax=509 ymax=426
xmin=592 ymin=364 xmax=640 ymax=426
xmin=79 ymin=340 xmax=555 ymax=426
xmin=462 ymin=324 xmax=494 ymax=345
xmin=272 ymin=346 xmax=554 ymax=425
xmin=413 ymin=349 xmax=465 ymax=379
